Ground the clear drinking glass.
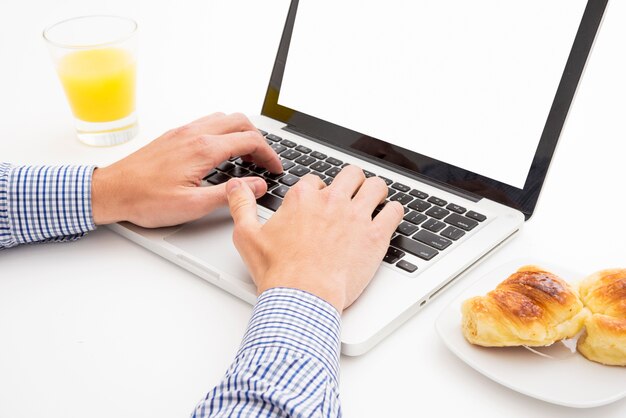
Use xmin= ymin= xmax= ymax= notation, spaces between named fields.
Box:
xmin=43 ymin=15 xmax=138 ymax=146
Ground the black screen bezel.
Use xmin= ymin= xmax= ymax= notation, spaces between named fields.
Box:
xmin=261 ymin=0 xmax=607 ymax=219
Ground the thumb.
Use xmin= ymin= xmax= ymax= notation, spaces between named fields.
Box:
xmin=226 ymin=178 xmax=262 ymax=229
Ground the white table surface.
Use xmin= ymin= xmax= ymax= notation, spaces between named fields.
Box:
xmin=1 ymin=1 xmax=625 ymax=417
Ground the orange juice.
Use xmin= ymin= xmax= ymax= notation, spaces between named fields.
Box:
xmin=57 ymin=47 xmax=136 ymax=122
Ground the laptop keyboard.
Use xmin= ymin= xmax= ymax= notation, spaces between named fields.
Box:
xmin=203 ymin=130 xmax=488 ymax=275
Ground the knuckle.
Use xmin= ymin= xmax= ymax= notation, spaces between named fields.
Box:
xmin=212 ymin=111 xmax=226 ymax=118
xmin=326 ymin=186 xmax=345 ymax=203
xmin=173 ymin=124 xmax=195 ymax=137
xmin=230 ymin=112 xmax=250 ymax=127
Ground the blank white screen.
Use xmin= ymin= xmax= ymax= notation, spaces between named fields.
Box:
xmin=278 ymin=0 xmax=587 ymax=188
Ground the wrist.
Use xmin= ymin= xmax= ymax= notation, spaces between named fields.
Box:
xmin=91 ymin=166 xmax=125 ymax=225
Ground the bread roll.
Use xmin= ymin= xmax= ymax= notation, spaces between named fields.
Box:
xmin=462 ymin=265 xmax=588 ymax=347
xmin=577 ymin=269 xmax=626 ymax=366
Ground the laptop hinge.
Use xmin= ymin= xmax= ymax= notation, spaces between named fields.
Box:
xmin=282 ymin=124 xmax=482 ymax=203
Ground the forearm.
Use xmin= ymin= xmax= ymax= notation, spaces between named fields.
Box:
xmin=0 ymin=163 xmax=96 ymax=249
xmin=192 ymin=288 xmax=342 ymax=418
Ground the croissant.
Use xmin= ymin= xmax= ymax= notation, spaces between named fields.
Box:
xmin=462 ymin=265 xmax=589 ymax=347
xmin=576 ymin=269 xmax=626 ymax=366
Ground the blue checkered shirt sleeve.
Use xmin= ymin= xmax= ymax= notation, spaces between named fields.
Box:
xmin=192 ymin=287 xmax=342 ymax=418
xmin=0 ymin=163 xmax=96 ymax=249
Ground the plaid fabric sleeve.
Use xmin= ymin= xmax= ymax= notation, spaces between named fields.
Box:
xmin=192 ymin=287 xmax=342 ymax=418
xmin=0 ymin=163 xmax=97 ymax=249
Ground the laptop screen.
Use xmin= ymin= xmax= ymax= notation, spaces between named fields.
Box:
xmin=262 ymin=0 xmax=607 ymax=218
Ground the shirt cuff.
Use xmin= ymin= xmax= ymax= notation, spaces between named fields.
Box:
xmin=238 ymin=287 xmax=342 ymax=384
xmin=1 ymin=164 xmax=96 ymax=248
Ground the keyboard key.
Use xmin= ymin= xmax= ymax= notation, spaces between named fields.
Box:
xmin=310 ymin=151 xmax=327 ymax=160
xmin=266 ymin=133 xmax=282 ymax=142
xmin=257 ymin=193 xmax=282 ymax=212
xmin=466 ymin=211 xmax=487 ymax=222
xmin=446 ymin=203 xmax=466 ymax=214
xmin=228 ymin=166 xmax=250 ymax=178
xmin=265 ymin=171 xmax=285 ymax=180
xmin=413 ymin=229 xmax=452 ymax=250
xmin=281 ymin=160 xmax=295 ymax=171
xmin=392 ymin=182 xmax=410 ymax=193
xmin=279 ymin=174 xmax=300 ymax=186
xmin=323 ymin=177 xmax=333 ymax=186
xmin=363 ymin=170 xmax=376 ymax=178
xmin=409 ymin=189 xmax=428 ymax=199
xmin=325 ymin=167 xmax=342 ymax=178
xmin=387 ymin=188 xmax=396 ymax=198
xmin=342 ymin=163 xmax=351 ymax=168
xmin=379 ymin=176 xmax=393 ymax=186
xmin=251 ymin=165 xmax=267 ymax=175
xmin=427 ymin=196 xmax=447 ymax=206
xmin=391 ymin=236 xmax=439 ymax=261
xmin=206 ymin=171 xmax=230 ymax=185
xmin=441 ymin=226 xmax=465 ymax=241
xmin=280 ymin=139 xmax=297 ymax=148
xmin=272 ymin=185 xmax=290 ymax=198
xmin=326 ymin=157 xmax=343 ymax=166
xmin=295 ymin=145 xmax=312 ymax=153
xmin=263 ymin=178 xmax=279 ymax=191
xmin=422 ymin=218 xmax=446 ymax=233
xmin=396 ymin=221 xmax=419 ymax=236
xmin=310 ymin=171 xmax=326 ymax=180
xmin=444 ymin=213 xmax=479 ymax=231
xmin=408 ymin=199 xmax=431 ymax=212
xmin=295 ymin=155 xmax=316 ymax=166
xmin=217 ymin=161 xmax=235 ymax=172
xmin=234 ymin=158 xmax=254 ymax=168
xmin=271 ymin=143 xmax=287 ymax=154
xmin=310 ymin=161 xmax=332 ymax=172
xmin=425 ymin=206 xmax=450 ymax=220
xmin=281 ymin=149 xmax=301 ymax=160
xmin=404 ymin=211 xmax=427 ymax=225
xmin=389 ymin=192 xmax=413 ymax=206
xmin=258 ymin=129 xmax=268 ymax=136
xmin=202 ymin=169 xmax=217 ymax=180
xmin=383 ymin=247 xmax=405 ymax=264
xmin=266 ymin=139 xmax=273 ymax=145
xmin=289 ymin=165 xmax=311 ymax=177
xmin=396 ymin=260 xmax=418 ymax=273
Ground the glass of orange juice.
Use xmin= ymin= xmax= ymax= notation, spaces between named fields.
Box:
xmin=43 ymin=16 xmax=138 ymax=146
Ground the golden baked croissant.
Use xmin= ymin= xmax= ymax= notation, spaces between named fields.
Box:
xmin=462 ymin=265 xmax=589 ymax=347
xmin=577 ymin=269 xmax=626 ymax=366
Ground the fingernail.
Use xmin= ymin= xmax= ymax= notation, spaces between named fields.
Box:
xmin=226 ymin=178 xmax=241 ymax=193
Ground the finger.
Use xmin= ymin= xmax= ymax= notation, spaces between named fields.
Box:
xmin=191 ymin=176 xmax=267 ymax=213
xmin=205 ymin=131 xmax=283 ymax=174
xmin=193 ymin=112 xmax=258 ymax=135
xmin=373 ymin=201 xmax=404 ymax=232
xmin=226 ymin=178 xmax=263 ymax=230
xmin=327 ymin=164 xmax=366 ymax=198
xmin=292 ymin=174 xmax=325 ymax=192
xmin=352 ymin=176 xmax=388 ymax=211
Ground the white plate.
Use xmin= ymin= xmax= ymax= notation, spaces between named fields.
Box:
xmin=435 ymin=259 xmax=626 ymax=408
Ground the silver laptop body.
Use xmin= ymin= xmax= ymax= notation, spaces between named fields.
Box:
xmin=109 ymin=0 xmax=607 ymax=355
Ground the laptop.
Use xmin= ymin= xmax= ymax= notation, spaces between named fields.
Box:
xmin=109 ymin=0 xmax=607 ymax=356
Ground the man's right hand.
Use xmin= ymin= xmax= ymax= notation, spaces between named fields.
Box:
xmin=225 ymin=165 xmax=404 ymax=313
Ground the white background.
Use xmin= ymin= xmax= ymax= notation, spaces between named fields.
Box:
xmin=280 ymin=0 xmax=587 ymax=188
xmin=1 ymin=1 xmax=625 ymax=417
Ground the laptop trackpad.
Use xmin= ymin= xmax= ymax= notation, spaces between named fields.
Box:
xmin=164 ymin=206 xmax=256 ymax=284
